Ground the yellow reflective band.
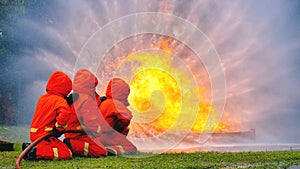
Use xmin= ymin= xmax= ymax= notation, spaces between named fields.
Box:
xmin=52 ymin=148 xmax=58 ymax=160
xmin=76 ymin=125 xmax=85 ymax=130
xmin=45 ymin=127 xmax=53 ymax=131
xmin=84 ymin=142 xmax=89 ymax=156
xmin=96 ymin=125 xmax=101 ymax=133
xmin=55 ymin=122 xmax=68 ymax=129
xmin=30 ymin=128 xmax=38 ymax=132
xmin=116 ymin=145 xmax=125 ymax=154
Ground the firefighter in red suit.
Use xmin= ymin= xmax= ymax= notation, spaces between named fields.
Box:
xmin=99 ymin=78 xmax=137 ymax=155
xmin=29 ymin=71 xmax=73 ymax=160
xmin=63 ymin=69 xmax=107 ymax=157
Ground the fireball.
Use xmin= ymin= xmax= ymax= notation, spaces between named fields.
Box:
xmin=126 ymin=38 xmax=240 ymax=137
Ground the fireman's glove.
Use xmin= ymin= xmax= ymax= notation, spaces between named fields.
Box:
xmin=66 ymin=93 xmax=79 ymax=106
xmin=52 ymin=126 xmax=64 ymax=138
xmin=100 ymin=96 xmax=107 ymax=102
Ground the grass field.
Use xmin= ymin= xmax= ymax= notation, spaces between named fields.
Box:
xmin=1 ymin=126 xmax=300 ymax=168
xmin=0 ymin=150 xmax=299 ymax=169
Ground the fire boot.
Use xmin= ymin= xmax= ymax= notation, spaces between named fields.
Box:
xmin=25 ymin=147 xmax=36 ymax=161
xmin=22 ymin=143 xmax=32 ymax=160
xmin=22 ymin=143 xmax=31 ymax=151
xmin=106 ymin=148 xmax=117 ymax=156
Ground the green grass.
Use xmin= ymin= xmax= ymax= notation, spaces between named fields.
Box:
xmin=1 ymin=126 xmax=300 ymax=168
xmin=0 ymin=150 xmax=299 ymax=169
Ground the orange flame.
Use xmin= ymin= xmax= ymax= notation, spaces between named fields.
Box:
xmin=150 ymin=37 xmax=173 ymax=52
xmin=124 ymin=37 xmax=240 ymax=137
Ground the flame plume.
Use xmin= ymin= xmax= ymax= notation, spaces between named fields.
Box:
xmin=104 ymin=37 xmax=241 ymax=138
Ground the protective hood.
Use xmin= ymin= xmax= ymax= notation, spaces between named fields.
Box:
xmin=46 ymin=71 xmax=72 ymax=97
xmin=106 ymin=78 xmax=130 ymax=106
xmin=73 ymin=69 xmax=98 ymax=94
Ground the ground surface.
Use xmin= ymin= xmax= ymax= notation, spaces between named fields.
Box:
xmin=1 ymin=126 xmax=300 ymax=168
xmin=0 ymin=150 xmax=299 ymax=169
xmin=0 ymin=126 xmax=30 ymax=143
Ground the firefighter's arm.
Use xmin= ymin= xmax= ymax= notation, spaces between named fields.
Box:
xmin=114 ymin=101 xmax=133 ymax=120
xmin=80 ymin=98 xmax=102 ymax=136
xmin=112 ymin=102 xmax=132 ymax=132
xmin=53 ymin=99 xmax=71 ymax=137
xmin=114 ymin=114 xmax=130 ymax=133
xmin=55 ymin=99 xmax=71 ymax=131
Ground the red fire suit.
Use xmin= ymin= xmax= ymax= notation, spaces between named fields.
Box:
xmin=99 ymin=78 xmax=137 ymax=155
xmin=64 ymin=69 xmax=107 ymax=157
xmin=30 ymin=71 xmax=72 ymax=160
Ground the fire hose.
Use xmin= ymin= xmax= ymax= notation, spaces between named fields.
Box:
xmin=15 ymin=130 xmax=83 ymax=169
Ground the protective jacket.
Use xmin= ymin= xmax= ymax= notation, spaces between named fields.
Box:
xmin=100 ymin=78 xmax=132 ymax=135
xmin=64 ymin=69 xmax=107 ymax=157
xmin=99 ymin=78 xmax=137 ymax=155
xmin=30 ymin=71 xmax=72 ymax=160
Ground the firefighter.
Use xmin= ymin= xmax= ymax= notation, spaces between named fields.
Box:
xmin=98 ymin=78 xmax=137 ymax=155
xmin=63 ymin=69 xmax=107 ymax=157
xmin=27 ymin=71 xmax=73 ymax=160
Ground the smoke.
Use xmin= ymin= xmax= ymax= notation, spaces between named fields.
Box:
xmin=1 ymin=0 xmax=300 ymax=143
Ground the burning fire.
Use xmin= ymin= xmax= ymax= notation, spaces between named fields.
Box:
xmin=125 ymin=38 xmax=240 ymax=137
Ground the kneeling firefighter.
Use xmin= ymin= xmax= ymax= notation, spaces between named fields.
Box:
xmin=27 ymin=71 xmax=73 ymax=160
xmin=63 ymin=69 xmax=107 ymax=157
xmin=98 ymin=78 xmax=137 ymax=155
